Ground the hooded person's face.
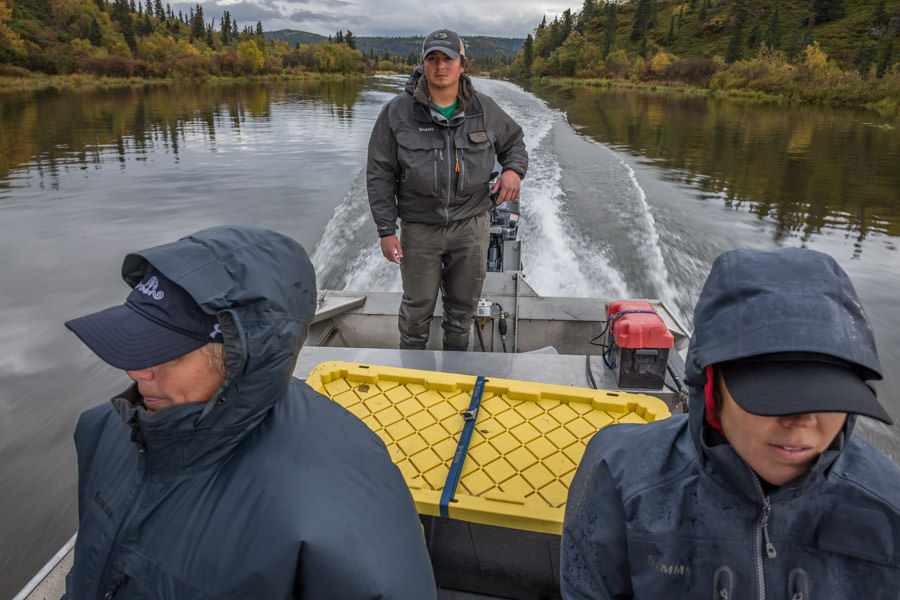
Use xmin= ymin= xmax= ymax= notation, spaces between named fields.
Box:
xmin=716 ymin=375 xmax=846 ymax=486
xmin=126 ymin=344 xmax=225 ymax=414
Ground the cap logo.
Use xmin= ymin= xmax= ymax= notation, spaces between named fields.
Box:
xmin=135 ymin=276 xmax=165 ymax=300
xmin=210 ymin=323 xmax=222 ymax=340
xmin=434 ymin=33 xmax=448 ymax=40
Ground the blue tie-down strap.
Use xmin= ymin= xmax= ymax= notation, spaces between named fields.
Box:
xmin=439 ymin=375 xmax=486 ymax=519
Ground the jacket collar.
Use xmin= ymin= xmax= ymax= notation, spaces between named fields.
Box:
xmin=688 ymin=391 xmax=851 ymax=503
xmin=112 ymin=382 xmax=269 ymax=475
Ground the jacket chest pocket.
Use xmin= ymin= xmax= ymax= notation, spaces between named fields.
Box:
xmin=454 ymin=130 xmax=496 ymax=195
xmin=396 ymin=130 xmax=444 ymax=196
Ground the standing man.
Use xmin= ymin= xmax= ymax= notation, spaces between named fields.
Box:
xmin=561 ymin=248 xmax=900 ymax=598
xmin=367 ymin=28 xmax=528 ymax=351
xmin=62 ymin=226 xmax=436 ymax=599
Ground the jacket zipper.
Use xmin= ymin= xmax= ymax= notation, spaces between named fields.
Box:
xmin=456 ymin=149 xmax=465 ymax=193
xmin=750 ymin=470 xmax=776 ymax=600
xmin=433 ymin=149 xmax=439 ymax=194
xmin=443 ymin=128 xmax=452 ymax=224
xmin=98 ymin=441 xmax=150 ymax=599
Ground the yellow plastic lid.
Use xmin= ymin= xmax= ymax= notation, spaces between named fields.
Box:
xmin=305 ymin=361 xmax=670 ymax=534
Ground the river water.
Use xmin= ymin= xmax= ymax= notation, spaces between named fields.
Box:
xmin=1 ymin=77 xmax=898 ymax=597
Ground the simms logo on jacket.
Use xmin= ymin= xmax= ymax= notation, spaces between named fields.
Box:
xmin=647 ymin=555 xmax=691 ymax=576
xmin=418 ymin=127 xmax=434 ymax=132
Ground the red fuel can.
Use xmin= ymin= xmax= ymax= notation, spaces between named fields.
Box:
xmin=607 ymin=300 xmax=674 ymax=389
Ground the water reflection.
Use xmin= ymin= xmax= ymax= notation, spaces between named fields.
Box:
xmin=0 ymin=79 xmax=367 ymax=190
xmin=525 ymin=83 xmax=900 ymax=255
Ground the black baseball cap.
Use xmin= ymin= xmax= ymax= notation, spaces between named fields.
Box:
xmin=65 ymin=268 xmax=222 ymax=370
xmin=422 ymin=29 xmax=466 ymax=61
xmin=720 ymin=352 xmax=892 ymax=424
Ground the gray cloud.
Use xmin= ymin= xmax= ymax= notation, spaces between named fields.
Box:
xmin=176 ymin=0 xmax=560 ymax=38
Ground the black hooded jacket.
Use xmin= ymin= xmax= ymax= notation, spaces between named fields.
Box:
xmin=63 ymin=226 xmax=436 ymax=599
xmin=561 ymin=248 xmax=900 ymax=599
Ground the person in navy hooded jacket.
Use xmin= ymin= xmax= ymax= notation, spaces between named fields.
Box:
xmin=562 ymin=247 xmax=900 ymax=599
xmin=62 ymin=225 xmax=437 ymax=599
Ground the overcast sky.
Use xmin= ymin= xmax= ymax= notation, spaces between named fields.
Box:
xmin=171 ymin=0 xmax=574 ymax=39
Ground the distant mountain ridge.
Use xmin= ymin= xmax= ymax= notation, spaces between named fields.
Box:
xmin=264 ymin=30 xmax=525 ymax=59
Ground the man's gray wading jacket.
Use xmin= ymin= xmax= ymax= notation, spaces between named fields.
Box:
xmin=367 ymin=66 xmax=527 ymax=237
xmin=561 ymin=248 xmax=900 ymax=599
xmin=63 ymin=226 xmax=436 ymax=599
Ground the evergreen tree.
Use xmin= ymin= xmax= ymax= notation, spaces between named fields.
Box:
xmin=874 ymin=0 xmax=887 ymax=26
xmin=113 ymin=0 xmax=137 ymax=53
xmin=548 ymin=16 xmax=564 ymax=51
xmin=813 ymin=0 xmax=845 ymax=24
xmin=747 ymin=22 xmax=762 ymax=52
xmin=88 ymin=15 xmax=103 ymax=46
xmin=631 ymin=0 xmax=652 ymax=42
xmin=787 ymin=14 xmax=815 ymax=62
xmin=603 ymin=1 xmax=617 ymax=58
xmin=666 ymin=16 xmax=675 ymax=46
xmin=853 ymin=41 xmax=877 ymax=77
xmin=763 ymin=1 xmax=782 ymax=49
xmin=154 ymin=0 xmax=163 ymax=20
xmin=579 ymin=0 xmax=597 ymax=32
xmin=876 ymin=36 xmax=894 ymax=79
xmin=699 ymin=1 xmax=707 ymax=22
xmin=137 ymin=13 xmax=152 ymax=35
xmin=256 ymin=21 xmax=263 ymax=36
xmin=523 ymin=33 xmax=534 ymax=74
xmin=232 ymin=19 xmax=238 ymax=40
xmin=335 ymin=30 xmax=344 ymax=44
xmin=190 ymin=4 xmax=204 ymax=40
xmin=561 ymin=9 xmax=574 ymax=42
xmin=786 ymin=25 xmax=803 ymax=61
xmin=221 ymin=11 xmax=231 ymax=44
xmin=345 ymin=30 xmax=356 ymax=49
xmin=725 ymin=0 xmax=747 ymax=63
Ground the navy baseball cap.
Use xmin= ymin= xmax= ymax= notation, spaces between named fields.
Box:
xmin=720 ymin=353 xmax=892 ymax=424
xmin=422 ymin=29 xmax=466 ymax=61
xmin=65 ymin=268 xmax=222 ymax=370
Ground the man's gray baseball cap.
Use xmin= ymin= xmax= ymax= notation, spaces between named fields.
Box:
xmin=422 ymin=29 xmax=466 ymax=61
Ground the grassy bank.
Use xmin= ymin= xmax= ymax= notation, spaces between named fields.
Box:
xmin=521 ymin=44 xmax=900 ymax=117
xmin=0 ymin=71 xmax=366 ymax=93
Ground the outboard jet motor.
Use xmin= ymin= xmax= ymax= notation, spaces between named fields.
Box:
xmin=487 ymin=173 xmax=521 ymax=272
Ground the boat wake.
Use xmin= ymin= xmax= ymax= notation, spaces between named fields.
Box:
xmin=311 ymin=77 xmax=682 ymax=325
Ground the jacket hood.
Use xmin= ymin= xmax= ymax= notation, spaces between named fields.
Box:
xmin=405 ymin=65 xmax=476 ymax=113
xmin=114 ymin=226 xmax=317 ymax=470
xmin=683 ymin=248 xmax=881 ymax=492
